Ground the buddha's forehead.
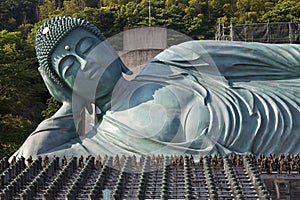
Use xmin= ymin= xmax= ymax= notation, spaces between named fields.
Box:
xmin=60 ymin=28 xmax=101 ymax=45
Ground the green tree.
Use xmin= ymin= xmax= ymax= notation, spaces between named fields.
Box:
xmin=115 ymin=1 xmax=146 ymax=28
xmin=259 ymin=0 xmax=300 ymax=22
xmin=0 ymin=0 xmax=39 ymax=31
xmin=73 ymin=7 xmax=118 ymax=37
xmin=38 ymin=0 xmax=63 ymax=20
xmin=64 ymin=0 xmax=85 ymax=16
xmin=0 ymin=30 xmax=47 ymax=156
xmin=158 ymin=4 xmax=187 ymax=32
xmin=84 ymin=0 xmax=99 ymax=8
xmin=0 ymin=114 xmax=35 ymax=156
xmin=235 ymin=0 xmax=269 ymax=23
xmin=41 ymin=97 xmax=62 ymax=119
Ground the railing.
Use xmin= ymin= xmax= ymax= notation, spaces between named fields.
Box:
xmin=216 ymin=21 xmax=300 ymax=43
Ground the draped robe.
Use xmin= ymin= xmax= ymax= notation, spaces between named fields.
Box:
xmin=11 ymin=40 xmax=300 ymax=160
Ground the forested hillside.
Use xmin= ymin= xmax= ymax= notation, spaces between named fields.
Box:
xmin=0 ymin=0 xmax=299 ymax=156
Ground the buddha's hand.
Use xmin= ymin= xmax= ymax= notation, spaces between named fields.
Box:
xmin=10 ymin=113 xmax=80 ymax=161
xmin=9 ymin=69 xmax=92 ymax=161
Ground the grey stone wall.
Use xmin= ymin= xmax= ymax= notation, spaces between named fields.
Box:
xmin=118 ymin=27 xmax=167 ymax=79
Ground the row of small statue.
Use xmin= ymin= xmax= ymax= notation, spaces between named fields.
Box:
xmin=6 ymin=153 xmax=298 ymax=175
xmin=255 ymin=154 xmax=300 ymax=174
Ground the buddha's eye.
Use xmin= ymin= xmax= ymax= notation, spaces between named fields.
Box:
xmin=59 ymin=56 xmax=77 ymax=77
xmin=77 ymin=37 xmax=95 ymax=56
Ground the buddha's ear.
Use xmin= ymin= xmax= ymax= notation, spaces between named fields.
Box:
xmin=38 ymin=67 xmax=72 ymax=103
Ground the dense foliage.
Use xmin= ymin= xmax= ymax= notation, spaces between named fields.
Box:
xmin=0 ymin=0 xmax=299 ymax=157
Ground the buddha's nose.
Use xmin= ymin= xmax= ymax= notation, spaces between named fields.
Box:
xmin=78 ymin=57 xmax=87 ymax=71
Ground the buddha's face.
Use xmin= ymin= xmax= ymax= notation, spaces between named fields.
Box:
xmin=51 ymin=28 xmax=122 ymax=100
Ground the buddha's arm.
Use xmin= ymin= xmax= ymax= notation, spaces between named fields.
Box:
xmin=9 ymin=104 xmax=79 ymax=161
xmin=155 ymin=40 xmax=300 ymax=82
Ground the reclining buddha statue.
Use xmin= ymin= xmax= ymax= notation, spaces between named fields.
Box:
xmin=11 ymin=16 xmax=300 ymax=161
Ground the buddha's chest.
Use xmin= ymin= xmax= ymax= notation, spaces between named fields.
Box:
xmin=106 ymin=83 xmax=210 ymax=142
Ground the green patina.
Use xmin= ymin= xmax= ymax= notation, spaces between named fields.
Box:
xmin=11 ymin=16 xmax=300 ymax=161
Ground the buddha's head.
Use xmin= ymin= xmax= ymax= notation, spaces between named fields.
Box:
xmin=36 ymin=16 xmax=127 ymax=102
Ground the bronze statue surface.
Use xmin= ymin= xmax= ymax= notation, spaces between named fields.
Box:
xmin=11 ymin=16 xmax=300 ymax=161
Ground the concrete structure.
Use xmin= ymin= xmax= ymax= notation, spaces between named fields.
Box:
xmin=262 ymin=174 xmax=300 ymax=199
xmin=118 ymin=27 xmax=167 ymax=79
